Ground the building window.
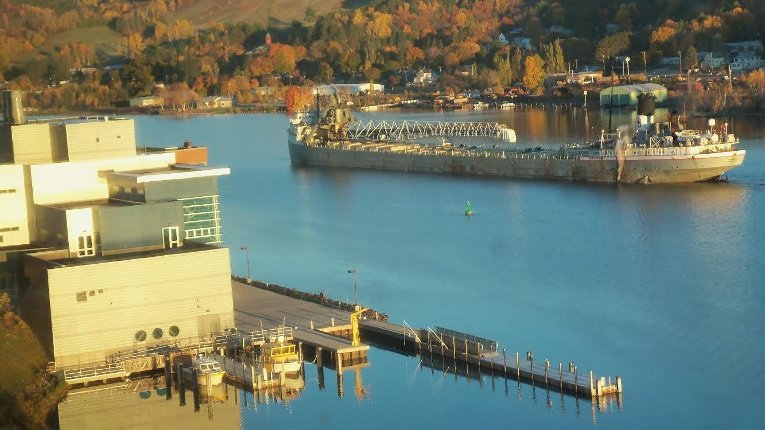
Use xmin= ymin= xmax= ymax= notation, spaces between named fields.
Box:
xmin=0 ymin=227 xmax=19 ymax=232
xmin=135 ymin=330 xmax=147 ymax=342
xmin=76 ymin=291 xmax=87 ymax=302
xmin=0 ymin=189 xmax=16 ymax=194
xmin=152 ymin=328 xmax=163 ymax=339
xmin=77 ymin=234 xmax=95 ymax=257
xmin=95 ymin=137 xmax=100 ymax=143
xmin=162 ymin=226 xmax=180 ymax=249
xmin=169 ymin=326 xmax=180 ymax=337
xmin=0 ymin=236 xmax=3 ymax=243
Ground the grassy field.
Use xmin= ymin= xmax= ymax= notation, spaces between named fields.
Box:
xmin=26 ymin=25 xmax=124 ymax=64
xmin=176 ymin=0 xmax=361 ymax=26
xmin=18 ymin=0 xmax=368 ymax=65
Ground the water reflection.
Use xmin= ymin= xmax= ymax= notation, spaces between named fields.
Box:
xmin=417 ymin=353 xmax=622 ymax=424
xmin=57 ymin=368 xmax=310 ymax=430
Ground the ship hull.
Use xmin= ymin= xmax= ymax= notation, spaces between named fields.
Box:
xmin=289 ymin=142 xmax=746 ymax=184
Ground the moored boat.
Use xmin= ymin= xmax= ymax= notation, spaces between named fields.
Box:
xmin=287 ymin=95 xmax=745 ymax=184
xmin=186 ymin=357 xmax=225 ymax=386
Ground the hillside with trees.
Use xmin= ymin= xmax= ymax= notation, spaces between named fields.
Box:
xmin=1 ymin=0 xmax=764 ymax=111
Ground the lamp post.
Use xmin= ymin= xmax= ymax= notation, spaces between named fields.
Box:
xmin=347 ymin=268 xmax=358 ymax=308
xmin=240 ymin=246 xmax=251 ymax=282
xmin=642 ymin=50 xmax=647 ymax=77
xmin=625 ymin=57 xmax=630 ymax=78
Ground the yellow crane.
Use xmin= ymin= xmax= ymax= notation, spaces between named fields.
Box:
xmin=350 ymin=306 xmax=368 ymax=400
xmin=350 ymin=306 xmax=367 ymax=347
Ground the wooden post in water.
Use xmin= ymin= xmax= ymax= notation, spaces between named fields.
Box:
xmin=164 ymin=355 xmax=172 ymax=400
xmin=192 ymin=368 xmax=200 ymax=412
xmin=559 ymin=362 xmax=563 ymax=389
xmin=503 ymin=349 xmax=507 ymax=377
xmin=452 ymin=337 xmax=456 ymax=361
xmin=516 ymin=352 xmax=520 ymax=378
xmin=478 ymin=343 xmax=481 ymax=371
xmin=178 ymin=363 xmax=186 ymax=406
xmin=574 ymin=366 xmax=578 ymax=395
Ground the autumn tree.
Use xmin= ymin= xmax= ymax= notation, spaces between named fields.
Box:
xmin=741 ymin=69 xmax=765 ymax=95
xmin=523 ymin=54 xmax=545 ymax=95
xmin=284 ymin=86 xmax=312 ymax=114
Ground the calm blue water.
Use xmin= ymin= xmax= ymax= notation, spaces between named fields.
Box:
xmin=129 ymin=109 xmax=765 ymax=429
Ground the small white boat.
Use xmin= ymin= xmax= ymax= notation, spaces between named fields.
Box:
xmin=187 ymin=357 xmax=225 ymax=386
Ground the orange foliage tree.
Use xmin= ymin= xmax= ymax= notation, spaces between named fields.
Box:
xmin=284 ymin=86 xmax=313 ymax=114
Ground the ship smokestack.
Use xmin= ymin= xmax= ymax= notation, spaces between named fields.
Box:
xmin=2 ymin=90 xmax=26 ymax=125
xmin=636 ymin=93 xmax=656 ymax=117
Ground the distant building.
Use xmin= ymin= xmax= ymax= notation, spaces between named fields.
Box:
xmin=546 ymin=25 xmax=574 ymax=37
xmin=194 ymin=96 xmax=233 ymax=109
xmin=412 ymin=69 xmax=437 ymax=86
xmin=0 ymin=90 xmax=234 ymax=368
xmin=129 ymin=95 xmax=164 ymax=108
xmin=725 ymin=41 xmax=764 ymax=71
xmin=510 ymin=37 xmax=533 ymax=50
xmin=600 ymin=83 xmax=667 ymax=107
xmin=698 ymin=52 xmax=726 ymax=69
xmin=565 ymin=72 xmax=602 ymax=85
xmin=314 ymin=83 xmax=384 ymax=95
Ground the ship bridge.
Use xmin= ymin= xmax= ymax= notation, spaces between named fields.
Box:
xmin=346 ymin=120 xmax=516 ymax=143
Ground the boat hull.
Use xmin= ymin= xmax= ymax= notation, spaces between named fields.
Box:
xmin=289 ymin=142 xmax=746 ymax=184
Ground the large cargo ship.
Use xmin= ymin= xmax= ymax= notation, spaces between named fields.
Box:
xmin=287 ymin=99 xmax=745 ymax=184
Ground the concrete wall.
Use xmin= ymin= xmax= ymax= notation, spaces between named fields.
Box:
xmin=29 ymin=153 xmax=175 ymax=205
xmin=0 ymin=164 xmax=32 ymax=246
xmin=99 ymin=202 xmax=183 ymax=253
xmin=47 ymin=247 xmax=234 ymax=367
xmin=144 ymin=177 xmax=218 ymax=202
xmin=64 ymin=120 xmax=136 ymax=162
xmin=10 ymin=123 xmax=54 ymax=164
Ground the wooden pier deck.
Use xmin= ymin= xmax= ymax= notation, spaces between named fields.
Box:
xmin=232 ymin=280 xmax=369 ymax=369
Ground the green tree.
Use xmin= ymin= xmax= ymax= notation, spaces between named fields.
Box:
xmin=543 ymin=39 xmax=565 ymax=73
xmin=493 ymin=51 xmax=512 ymax=86
xmin=523 ymin=54 xmax=545 ymax=95
xmin=595 ymin=32 xmax=631 ymax=62
xmin=122 ymin=61 xmax=154 ymax=96
xmin=683 ymin=46 xmax=698 ymax=70
xmin=510 ymin=49 xmax=524 ymax=83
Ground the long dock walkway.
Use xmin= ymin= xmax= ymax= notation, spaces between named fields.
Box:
xmin=359 ymin=317 xmax=621 ymax=398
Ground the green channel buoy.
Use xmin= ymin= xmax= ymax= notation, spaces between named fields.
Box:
xmin=464 ymin=200 xmax=474 ymax=216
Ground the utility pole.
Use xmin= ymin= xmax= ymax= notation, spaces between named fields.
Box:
xmin=642 ymin=51 xmax=647 ymax=77
xmin=678 ymin=50 xmax=683 ymax=77
xmin=347 ymin=268 xmax=358 ymax=308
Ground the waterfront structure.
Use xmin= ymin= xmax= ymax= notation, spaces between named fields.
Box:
xmin=314 ymin=83 xmax=385 ymax=96
xmin=0 ymin=90 xmax=234 ymax=368
xmin=599 ymin=83 xmax=667 ymax=107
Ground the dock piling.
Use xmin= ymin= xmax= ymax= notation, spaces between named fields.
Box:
xmin=178 ymin=363 xmax=186 ymax=406
xmin=164 ymin=355 xmax=172 ymax=400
